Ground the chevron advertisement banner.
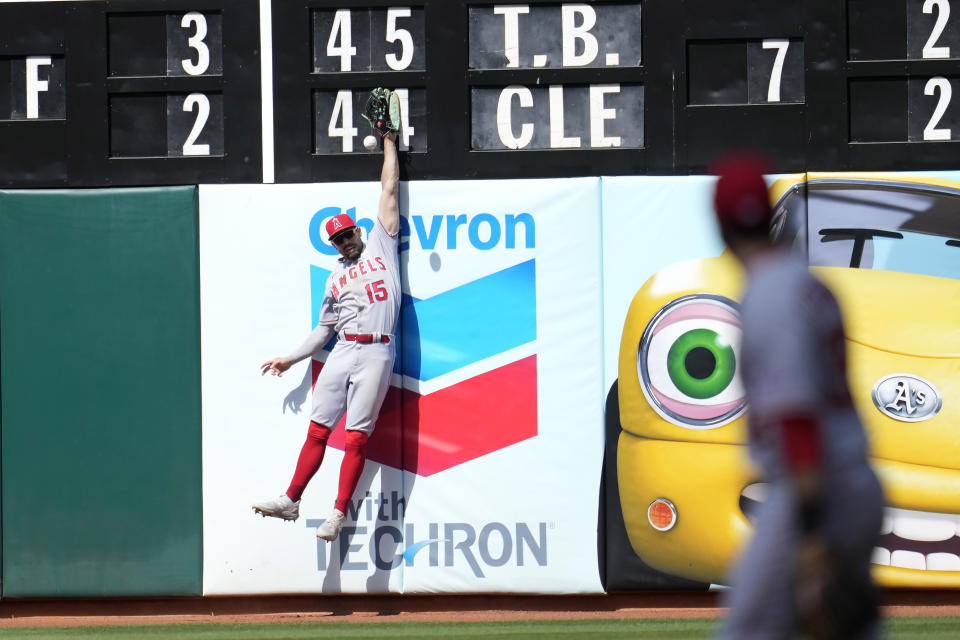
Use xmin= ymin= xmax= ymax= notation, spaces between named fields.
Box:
xmin=199 ymin=179 xmax=604 ymax=594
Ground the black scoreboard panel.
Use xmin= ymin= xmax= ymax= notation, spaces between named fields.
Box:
xmin=273 ymin=1 xmax=429 ymax=182
xmin=686 ymin=39 xmax=805 ymax=106
xmin=4 ymin=0 xmax=960 ymax=186
xmin=665 ymin=0 xmax=810 ymax=172
xmin=470 ymin=84 xmax=645 ymax=150
xmin=273 ymin=0 xmax=815 ymax=179
xmin=0 ymin=0 xmax=259 ymax=187
xmin=820 ymin=0 xmax=960 ymax=168
xmin=467 ymin=3 xmax=644 ymax=152
xmin=276 ymin=0 xmax=960 ymax=179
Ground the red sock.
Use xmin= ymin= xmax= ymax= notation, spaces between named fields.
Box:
xmin=334 ymin=430 xmax=369 ymax=513
xmin=286 ymin=421 xmax=332 ymax=501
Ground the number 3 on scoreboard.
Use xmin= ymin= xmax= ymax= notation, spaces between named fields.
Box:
xmin=180 ymin=12 xmax=210 ymax=75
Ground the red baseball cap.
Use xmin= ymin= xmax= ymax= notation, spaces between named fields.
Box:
xmin=711 ymin=152 xmax=773 ymax=233
xmin=325 ymin=213 xmax=357 ymax=241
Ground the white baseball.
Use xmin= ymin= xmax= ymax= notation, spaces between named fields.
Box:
xmin=363 ymin=135 xmax=377 ymax=151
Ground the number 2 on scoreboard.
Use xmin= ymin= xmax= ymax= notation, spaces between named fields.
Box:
xmin=923 ymin=0 xmax=951 ymax=59
xmin=924 ymin=76 xmax=953 ymax=140
xmin=183 ymin=93 xmax=211 ymax=155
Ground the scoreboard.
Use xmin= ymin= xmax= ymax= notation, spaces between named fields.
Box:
xmin=0 ymin=0 xmax=261 ymax=186
xmin=2 ymin=0 xmax=960 ymax=186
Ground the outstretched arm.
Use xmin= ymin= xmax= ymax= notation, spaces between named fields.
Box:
xmin=286 ymin=322 xmax=336 ymax=365
xmin=260 ymin=323 xmax=336 ymax=377
xmin=378 ymin=132 xmax=399 ymax=236
xmin=262 ymin=279 xmax=338 ymax=377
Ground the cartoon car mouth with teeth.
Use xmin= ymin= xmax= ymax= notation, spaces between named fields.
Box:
xmin=616 ymin=173 xmax=960 ymax=587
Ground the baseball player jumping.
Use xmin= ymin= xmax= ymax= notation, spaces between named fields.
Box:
xmin=712 ymin=155 xmax=884 ymax=640
xmin=253 ymin=89 xmax=403 ymax=542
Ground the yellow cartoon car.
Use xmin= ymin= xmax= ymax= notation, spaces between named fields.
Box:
xmin=617 ymin=173 xmax=960 ymax=587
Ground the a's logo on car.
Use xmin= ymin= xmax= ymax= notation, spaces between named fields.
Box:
xmin=872 ymin=374 xmax=942 ymax=422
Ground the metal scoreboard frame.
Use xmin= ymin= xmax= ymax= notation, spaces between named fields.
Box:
xmin=2 ymin=0 xmax=960 ymax=186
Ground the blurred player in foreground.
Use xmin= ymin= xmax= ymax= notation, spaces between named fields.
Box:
xmin=252 ymin=88 xmax=402 ymax=542
xmin=713 ymin=154 xmax=884 ymax=639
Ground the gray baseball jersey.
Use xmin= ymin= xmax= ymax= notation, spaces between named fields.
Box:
xmin=738 ymin=251 xmax=869 ymax=481
xmin=287 ymin=218 xmax=400 ymax=433
xmin=720 ymin=249 xmax=883 ymax=640
xmin=317 ymin=218 xmax=401 ymax=338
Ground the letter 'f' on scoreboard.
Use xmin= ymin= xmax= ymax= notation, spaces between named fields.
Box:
xmin=2 ymin=55 xmax=66 ymax=120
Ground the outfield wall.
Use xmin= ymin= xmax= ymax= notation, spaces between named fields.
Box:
xmin=0 ymin=188 xmax=203 ymax=597
xmin=0 ymin=173 xmax=957 ymax=596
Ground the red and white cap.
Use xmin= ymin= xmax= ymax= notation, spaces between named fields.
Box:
xmin=325 ymin=213 xmax=357 ymax=240
xmin=711 ymin=152 xmax=773 ymax=233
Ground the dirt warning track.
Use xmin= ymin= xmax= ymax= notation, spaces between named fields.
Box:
xmin=0 ymin=591 xmax=955 ymax=627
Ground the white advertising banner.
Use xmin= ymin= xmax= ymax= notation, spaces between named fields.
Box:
xmin=600 ymin=176 xmax=725 ymax=392
xmin=200 ymin=178 xmax=605 ymax=594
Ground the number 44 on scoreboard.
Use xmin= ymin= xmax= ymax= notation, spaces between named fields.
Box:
xmin=315 ymin=88 xmax=422 ymax=154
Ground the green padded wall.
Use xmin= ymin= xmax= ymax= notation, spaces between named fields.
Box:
xmin=0 ymin=188 xmax=202 ymax=596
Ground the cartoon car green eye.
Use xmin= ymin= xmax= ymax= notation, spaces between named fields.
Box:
xmin=637 ymin=294 xmax=746 ymax=429
xmin=666 ymin=328 xmax=737 ymax=399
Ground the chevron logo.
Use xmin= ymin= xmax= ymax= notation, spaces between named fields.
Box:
xmin=309 ymin=260 xmax=538 ymax=476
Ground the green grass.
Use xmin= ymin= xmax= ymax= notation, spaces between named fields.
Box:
xmin=888 ymin=617 xmax=960 ymax=637
xmin=0 ymin=619 xmax=713 ymax=640
xmin=0 ymin=616 xmax=955 ymax=639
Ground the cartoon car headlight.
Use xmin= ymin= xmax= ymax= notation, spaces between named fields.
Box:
xmin=637 ymin=294 xmax=745 ymax=430
xmin=617 ymin=173 xmax=960 ymax=588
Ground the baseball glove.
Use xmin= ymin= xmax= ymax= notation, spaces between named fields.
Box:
xmin=362 ymin=87 xmax=401 ymax=137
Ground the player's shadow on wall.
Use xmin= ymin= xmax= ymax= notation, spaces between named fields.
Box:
xmin=354 ymin=182 xmax=419 ymax=593
xmin=397 ymin=179 xmax=422 ymax=505
xmin=397 ymin=304 xmax=422 ymax=481
xmin=317 ymin=462 xmax=400 ymax=593
xmin=281 ymin=332 xmax=339 ymax=416
xmin=282 ymin=368 xmax=313 ymax=416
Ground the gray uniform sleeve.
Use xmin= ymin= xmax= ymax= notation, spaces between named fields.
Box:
xmin=287 ymin=274 xmax=338 ymax=364
xmin=286 ymin=323 xmax=336 ymax=365
xmin=368 ymin=216 xmax=400 ymax=268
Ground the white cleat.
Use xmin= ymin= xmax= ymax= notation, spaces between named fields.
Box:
xmin=316 ymin=509 xmax=346 ymax=541
xmin=252 ymin=494 xmax=300 ymax=521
